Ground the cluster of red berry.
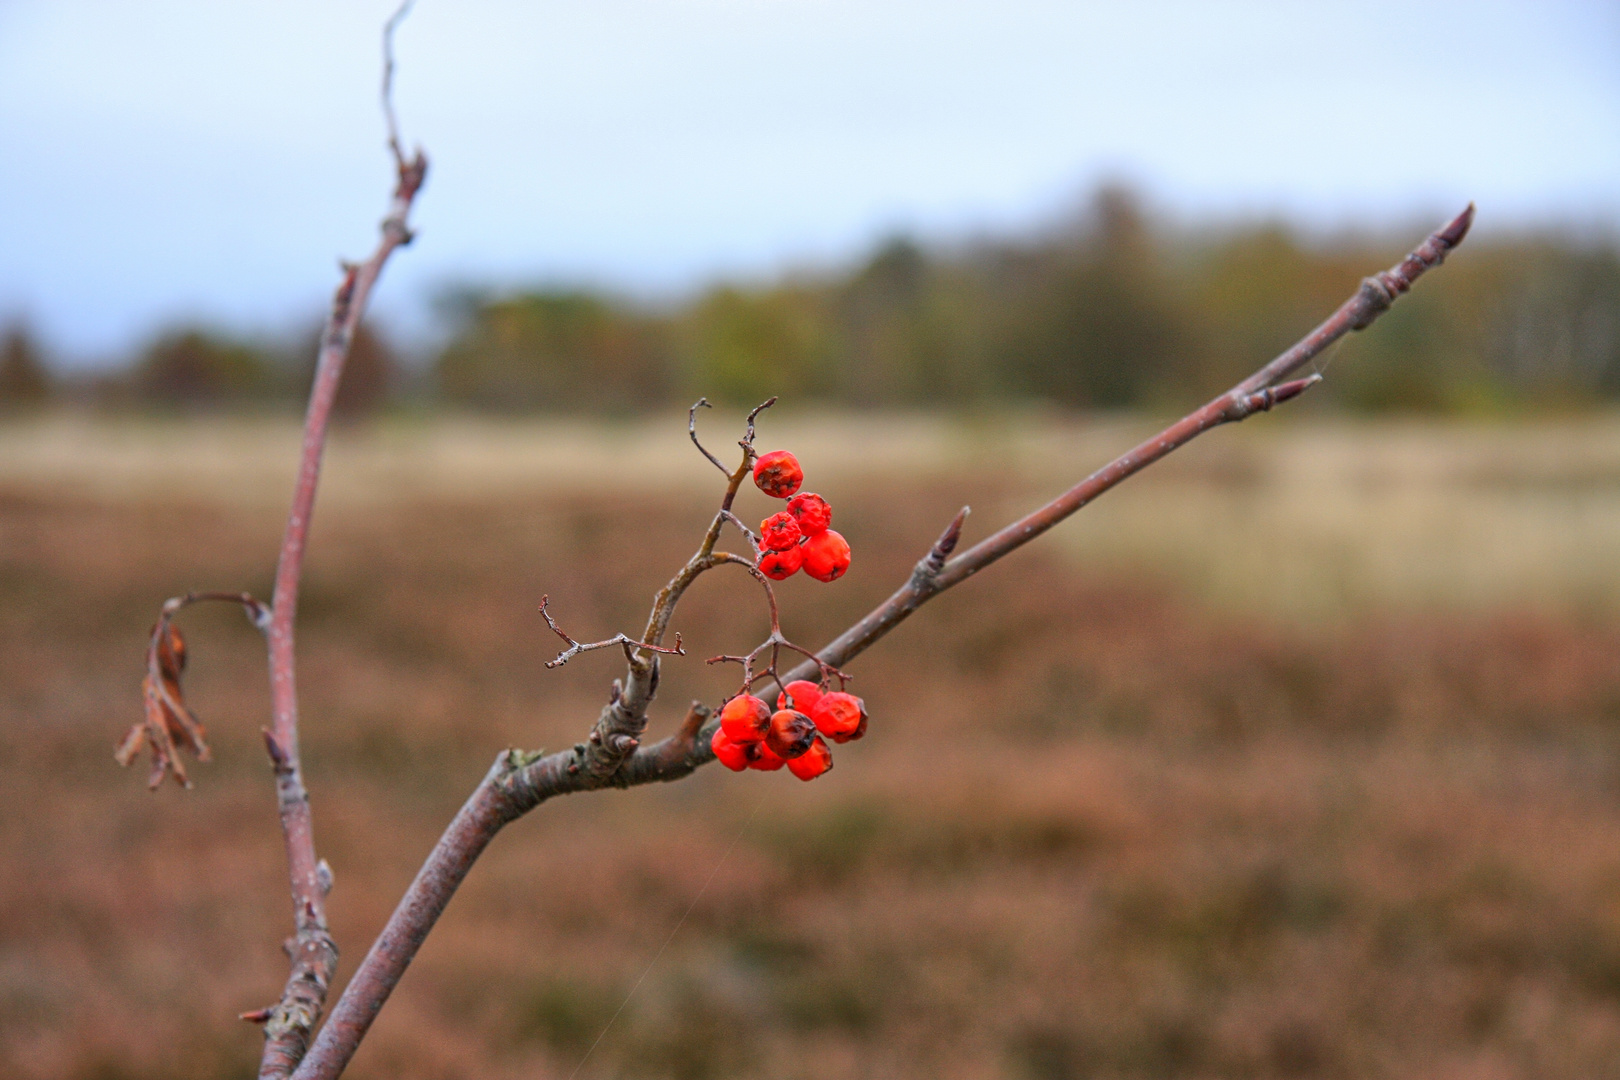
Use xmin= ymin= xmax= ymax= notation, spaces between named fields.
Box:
xmin=711 ymin=679 xmax=867 ymax=781
xmin=751 ymin=451 xmax=850 ymax=582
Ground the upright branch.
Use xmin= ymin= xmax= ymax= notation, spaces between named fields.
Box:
xmin=109 ymin=6 xmax=428 ymax=1078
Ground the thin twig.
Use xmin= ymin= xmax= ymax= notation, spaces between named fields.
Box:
xmin=687 ymin=398 xmax=729 ymax=476
xmin=779 ymin=206 xmax=1472 ymax=685
xmin=539 ymin=595 xmax=685 ymax=669
xmin=381 ymin=1 xmax=416 ymax=167
xmin=718 ymin=510 xmax=761 ymax=554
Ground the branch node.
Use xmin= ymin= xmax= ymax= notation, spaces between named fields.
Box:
xmin=1233 ymin=374 xmax=1323 ymax=419
xmin=913 ymin=506 xmax=971 ymax=587
xmin=678 ymin=701 xmax=710 ymax=743
xmin=263 ymin=728 xmax=291 ymax=773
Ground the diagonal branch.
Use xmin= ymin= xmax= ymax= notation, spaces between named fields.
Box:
xmin=252 ymin=9 xmax=427 ymax=1078
xmin=288 ymin=204 xmax=1472 ymax=1080
xmin=779 ymin=206 xmax=1472 ymax=683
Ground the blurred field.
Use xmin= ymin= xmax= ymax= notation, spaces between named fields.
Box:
xmin=6 ymin=412 xmax=1620 ymax=1080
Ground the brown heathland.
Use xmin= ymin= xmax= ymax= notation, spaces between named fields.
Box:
xmin=4 ymin=417 xmax=1620 ymax=1079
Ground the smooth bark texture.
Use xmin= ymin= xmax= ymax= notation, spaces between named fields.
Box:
xmin=255 ymin=93 xmax=428 ymax=1080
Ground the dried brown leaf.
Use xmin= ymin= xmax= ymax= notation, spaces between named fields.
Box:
xmin=116 ymin=624 xmax=209 ymax=790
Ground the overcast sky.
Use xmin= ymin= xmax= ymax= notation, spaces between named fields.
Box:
xmin=1 ymin=0 xmax=1616 ymax=363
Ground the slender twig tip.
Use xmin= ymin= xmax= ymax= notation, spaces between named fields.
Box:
xmin=1267 ymin=375 xmax=1322 ymax=406
xmin=1439 ymin=203 xmax=1475 ymax=248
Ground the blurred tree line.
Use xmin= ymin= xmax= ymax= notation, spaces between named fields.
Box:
xmin=6 ymin=187 xmax=1617 ymax=416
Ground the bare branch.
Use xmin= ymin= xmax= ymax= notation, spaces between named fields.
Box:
xmin=538 ymin=595 xmax=686 ymax=669
xmin=290 ymin=207 xmax=1473 ymax=1080
xmin=254 ymin=10 xmax=428 ymax=1077
xmin=709 ymin=551 xmax=781 ymax=631
xmin=779 ymin=205 xmax=1473 ymax=685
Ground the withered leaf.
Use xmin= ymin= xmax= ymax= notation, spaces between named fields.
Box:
xmin=115 ymin=620 xmax=211 ymax=790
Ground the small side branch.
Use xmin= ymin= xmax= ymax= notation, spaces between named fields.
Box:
xmin=538 ymin=595 xmax=686 ymax=669
xmin=911 ymin=506 xmax=970 ymax=590
xmin=718 ymin=510 xmax=762 ymax=554
xmin=740 ymin=396 xmax=777 ymax=456
xmin=703 ymin=553 xmax=848 ymax=697
xmin=1228 ymin=374 xmax=1321 ymax=420
xmin=688 ymin=399 xmax=729 ymax=476
xmin=381 ymin=1 xmax=416 ymax=166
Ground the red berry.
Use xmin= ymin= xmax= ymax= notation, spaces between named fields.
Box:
xmin=765 ymin=708 xmax=816 ymax=759
xmin=776 ymin=679 xmax=823 ymax=715
xmin=787 ymin=736 xmax=833 ymax=781
xmin=759 ymin=511 xmax=802 ymax=552
xmin=753 ymin=451 xmax=803 ymax=499
xmin=758 ymin=545 xmax=802 ymax=580
xmin=748 ymin=741 xmax=787 ymax=771
xmin=810 ymin=691 xmax=865 ymax=739
xmin=786 ymin=492 xmax=831 ymax=536
xmin=829 ymin=710 xmax=867 ymax=744
xmin=801 ymin=529 xmax=851 ymax=582
xmin=718 ymin=694 xmax=771 ymax=743
xmin=711 ymin=728 xmax=754 ymax=771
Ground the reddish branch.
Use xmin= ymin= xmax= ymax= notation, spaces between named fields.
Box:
xmin=779 ymin=207 xmax=1474 ymax=685
xmin=282 ymin=205 xmax=1473 ymax=1080
xmin=255 ymin=143 xmax=427 ymax=1080
xmin=111 ymin=8 xmax=430 ymax=1078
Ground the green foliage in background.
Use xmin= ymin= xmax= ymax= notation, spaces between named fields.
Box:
xmin=131 ymin=328 xmax=283 ymax=405
xmin=430 ymin=188 xmax=1620 ymax=414
xmin=0 ymin=324 xmax=50 ymax=409
xmin=436 ymin=290 xmax=673 ymax=413
xmin=22 ymin=187 xmax=1619 ymax=416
